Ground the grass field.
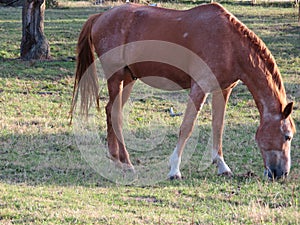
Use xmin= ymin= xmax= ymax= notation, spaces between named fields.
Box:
xmin=0 ymin=1 xmax=300 ymax=224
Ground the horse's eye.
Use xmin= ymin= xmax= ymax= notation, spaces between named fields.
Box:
xmin=285 ymin=135 xmax=292 ymax=141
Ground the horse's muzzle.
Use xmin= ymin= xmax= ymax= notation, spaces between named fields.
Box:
xmin=264 ymin=167 xmax=289 ymax=180
xmin=263 ymin=150 xmax=291 ymax=180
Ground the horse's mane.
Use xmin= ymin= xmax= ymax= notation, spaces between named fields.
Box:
xmin=220 ymin=6 xmax=285 ymax=102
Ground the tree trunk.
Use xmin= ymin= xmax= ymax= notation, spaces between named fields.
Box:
xmin=20 ymin=0 xmax=51 ymax=60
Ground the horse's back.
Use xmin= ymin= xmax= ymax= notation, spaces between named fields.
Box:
xmin=92 ymin=3 xmax=230 ymax=52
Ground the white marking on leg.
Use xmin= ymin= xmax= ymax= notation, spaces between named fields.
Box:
xmin=217 ymin=157 xmax=232 ymax=175
xmin=168 ymin=147 xmax=182 ymax=179
xmin=212 ymin=151 xmax=232 ymax=175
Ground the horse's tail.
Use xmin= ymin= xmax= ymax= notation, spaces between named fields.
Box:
xmin=70 ymin=14 xmax=101 ymax=124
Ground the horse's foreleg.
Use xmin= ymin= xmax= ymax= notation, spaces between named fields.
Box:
xmin=168 ymin=84 xmax=208 ymax=179
xmin=212 ymin=88 xmax=233 ymax=175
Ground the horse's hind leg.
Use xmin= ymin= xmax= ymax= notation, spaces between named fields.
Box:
xmin=118 ymin=71 xmax=136 ymax=164
xmin=168 ymin=83 xmax=208 ymax=179
xmin=106 ymin=76 xmax=122 ymax=163
xmin=212 ymin=88 xmax=233 ymax=175
xmin=106 ymin=70 xmax=134 ymax=170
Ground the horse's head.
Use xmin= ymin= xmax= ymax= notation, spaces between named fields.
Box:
xmin=256 ymin=102 xmax=296 ymax=180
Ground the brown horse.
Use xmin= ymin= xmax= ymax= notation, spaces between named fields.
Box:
xmin=71 ymin=3 xmax=296 ymax=180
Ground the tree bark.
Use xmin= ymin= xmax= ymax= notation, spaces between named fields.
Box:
xmin=20 ymin=0 xmax=51 ymax=60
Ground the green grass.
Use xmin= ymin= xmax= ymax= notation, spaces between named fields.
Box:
xmin=0 ymin=1 xmax=300 ymax=224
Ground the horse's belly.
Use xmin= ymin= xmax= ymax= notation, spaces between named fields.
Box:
xmin=129 ymin=62 xmax=191 ymax=90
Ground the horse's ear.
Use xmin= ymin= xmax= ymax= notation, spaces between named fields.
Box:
xmin=283 ymin=102 xmax=294 ymax=119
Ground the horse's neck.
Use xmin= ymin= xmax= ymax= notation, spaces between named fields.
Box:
xmin=241 ymin=67 xmax=286 ymax=121
xmin=225 ymin=11 xmax=287 ymax=121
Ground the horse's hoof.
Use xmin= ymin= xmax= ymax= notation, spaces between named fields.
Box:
xmin=120 ymin=163 xmax=135 ymax=173
xmin=169 ymin=174 xmax=182 ymax=180
xmin=219 ymin=171 xmax=233 ymax=177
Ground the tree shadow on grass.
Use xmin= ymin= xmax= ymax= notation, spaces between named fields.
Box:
xmin=0 ymin=58 xmax=75 ymax=81
xmin=0 ymin=132 xmax=116 ymax=187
